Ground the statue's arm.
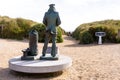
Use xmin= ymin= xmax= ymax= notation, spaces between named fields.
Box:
xmin=43 ymin=13 xmax=47 ymax=26
xmin=56 ymin=13 xmax=61 ymax=26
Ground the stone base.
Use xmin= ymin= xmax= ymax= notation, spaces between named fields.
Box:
xmin=9 ymin=55 xmax=72 ymax=73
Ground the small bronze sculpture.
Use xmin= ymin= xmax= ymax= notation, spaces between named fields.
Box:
xmin=41 ymin=4 xmax=61 ymax=58
xmin=21 ymin=30 xmax=38 ymax=60
xmin=29 ymin=30 xmax=38 ymax=55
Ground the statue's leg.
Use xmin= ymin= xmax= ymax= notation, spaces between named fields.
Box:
xmin=42 ymin=33 xmax=49 ymax=56
xmin=51 ymin=34 xmax=56 ymax=57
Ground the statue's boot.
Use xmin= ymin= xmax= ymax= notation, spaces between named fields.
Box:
xmin=51 ymin=47 xmax=56 ymax=57
xmin=42 ymin=48 xmax=46 ymax=57
xmin=51 ymin=53 xmax=56 ymax=57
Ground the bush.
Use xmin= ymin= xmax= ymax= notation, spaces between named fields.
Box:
xmin=88 ymin=26 xmax=107 ymax=42
xmin=105 ymin=27 xmax=117 ymax=43
xmin=73 ymin=20 xmax=120 ymax=44
xmin=1 ymin=20 xmax=24 ymax=40
xmin=0 ymin=16 xmax=64 ymax=42
xmin=30 ymin=23 xmax=46 ymax=42
xmin=56 ymin=27 xmax=63 ymax=43
xmin=80 ymin=31 xmax=93 ymax=44
xmin=0 ymin=16 xmax=36 ymax=40
xmin=88 ymin=26 xmax=117 ymax=43
xmin=72 ymin=27 xmax=81 ymax=40
xmin=30 ymin=24 xmax=63 ymax=43
xmin=116 ymin=37 xmax=120 ymax=43
xmin=16 ymin=18 xmax=34 ymax=38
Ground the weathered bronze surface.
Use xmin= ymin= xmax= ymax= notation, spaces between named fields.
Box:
xmin=42 ymin=4 xmax=61 ymax=57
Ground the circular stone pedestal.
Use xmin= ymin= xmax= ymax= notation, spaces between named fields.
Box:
xmin=9 ymin=55 xmax=72 ymax=73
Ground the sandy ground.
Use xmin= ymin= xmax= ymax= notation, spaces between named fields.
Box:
xmin=0 ymin=35 xmax=120 ymax=80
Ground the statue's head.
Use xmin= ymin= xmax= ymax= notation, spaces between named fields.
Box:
xmin=48 ymin=4 xmax=56 ymax=12
xmin=49 ymin=4 xmax=55 ymax=8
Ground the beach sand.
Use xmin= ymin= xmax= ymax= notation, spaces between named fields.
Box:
xmin=0 ymin=35 xmax=120 ymax=80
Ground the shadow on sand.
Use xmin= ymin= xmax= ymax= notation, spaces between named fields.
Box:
xmin=64 ymin=43 xmax=120 ymax=47
xmin=0 ymin=67 xmax=63 ymax=80
xmin=4 ymin=38 xmax=29 ymax=43
xmin=63 ymin=36 xmax=120 ymax=47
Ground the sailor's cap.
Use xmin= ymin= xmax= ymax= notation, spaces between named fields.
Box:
xmin=49 ymin=4 xmax=55 ymax=7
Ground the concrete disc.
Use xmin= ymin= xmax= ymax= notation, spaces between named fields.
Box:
xmin=9 ymin=55 xmax=72 ymax=73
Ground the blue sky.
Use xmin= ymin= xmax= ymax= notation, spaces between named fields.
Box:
xmin=0 ymin=0 xmax=120 ymax=32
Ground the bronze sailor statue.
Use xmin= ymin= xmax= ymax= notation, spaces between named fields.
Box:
xmin=40 ymin=4 xmax=61 ymax=59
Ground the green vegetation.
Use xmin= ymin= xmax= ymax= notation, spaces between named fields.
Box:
xmin=56 ymin=27 xmax=64 ymax=43
xmin=0 ymin=16 xmax=36 ymax=40
xmin=30 ymin=23 xmax=63 ymax=43
xmin=0 ymin=16 xmax=64 ymax=43
xmin=72 ymin=20 xmax=120 ymax=44
xmin=30 ymin=23 xmax=46 ymax=42
xmin=80 ymin=31 xmax=93 ymax=44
